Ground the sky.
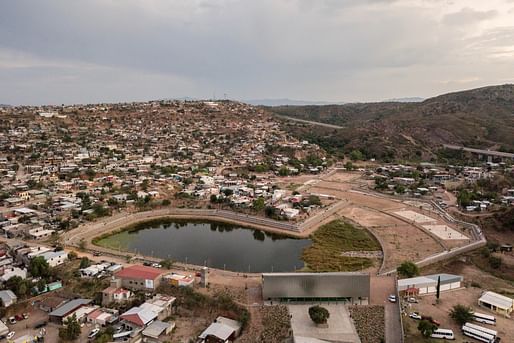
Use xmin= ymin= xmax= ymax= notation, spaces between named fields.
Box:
xmin=1 ymin=0 xmax=514 ymax=105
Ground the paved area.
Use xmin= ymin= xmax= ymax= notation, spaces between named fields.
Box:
xmin=288 ymin=304 xmax=361 ymax=343
xmin=394 ymin=210 xmax=435 ymax=223
xmin=422 ymin=224 xmax=468 ymax=240
xmin=370 ymin=276 xmax=402 ymax=343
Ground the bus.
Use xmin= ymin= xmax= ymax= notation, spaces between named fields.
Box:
xmin=462 ymin=325 xmax=496 ymax=343
xmin=472 ymin=312 xmax=497 ymax=325
xmin=430 ymin=328 xmax=455 ymax=340
xmin=463 ymin=322 xmax=498 ymax=338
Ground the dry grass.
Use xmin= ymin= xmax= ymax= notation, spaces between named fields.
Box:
xmin=302 ymin=220 xmax=380 ymax=272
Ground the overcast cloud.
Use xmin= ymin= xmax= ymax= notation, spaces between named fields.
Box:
xmin=1 ymin=0 xmax=513 ymax=105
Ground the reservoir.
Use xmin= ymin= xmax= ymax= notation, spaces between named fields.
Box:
xmin=95 ymin=219 xmax=311 ymax=272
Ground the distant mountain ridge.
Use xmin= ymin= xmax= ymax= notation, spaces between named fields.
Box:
xmin=268 ymin=84 xmax=514 ymax=160
xmin=244 ymin=98 xmax=345 ymax=106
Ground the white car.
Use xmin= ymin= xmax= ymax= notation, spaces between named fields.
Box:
xmin=409 ymin=312 xmax=422 ymax=320
xmin=406 ymin=297 xmax=419 ymax=303
xmin=152 ymin=263 xmax=162 ymax=268
xmin=388 ymin=294 xmax=397 ymax=303
xmin=88 ymin=328 xmax=100 ymax=338
xmin=7 ymin=331 xmax=15 ymax=339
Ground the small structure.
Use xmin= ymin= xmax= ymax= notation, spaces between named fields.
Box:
xmin=0 ymin=319 xmax=8 ymax=337
xmin=0 ymin=290 xmax=17 ymax=307
xmin=49 ymin=298 xmax=92 ymax=324
xmin=478 ymin=291 xmax=514 ymax=317
xmin=163 ymin=273 xmax=194 ymax=287
xmin=201 ymin=267 xmax=209 ymax=288
xmin=142 ymin=320 xmax=175 ymax=342
xmin=198 ymin=316 xmax=242 ymax=343
xmin=102 ymin=279 xmax=132 ymax=306
xmin=398 ymin=274 xmax=463 ymax=295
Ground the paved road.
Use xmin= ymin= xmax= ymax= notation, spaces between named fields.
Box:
xmin=274 ymin=114 xmax=345 ymax=129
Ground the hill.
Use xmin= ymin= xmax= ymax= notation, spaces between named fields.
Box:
xmin=267 ymin=84 xmax=514 ymax=161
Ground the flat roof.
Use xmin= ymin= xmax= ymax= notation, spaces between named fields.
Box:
xmin=262 ymin=272 xmax=370 ymax=299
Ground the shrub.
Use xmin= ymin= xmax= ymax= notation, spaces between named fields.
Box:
xmin=308 ymin=305 xmax=330 ymax=324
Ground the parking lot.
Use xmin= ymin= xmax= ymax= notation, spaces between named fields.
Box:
xmin=403 ymin=287 xmax=514 ymax=341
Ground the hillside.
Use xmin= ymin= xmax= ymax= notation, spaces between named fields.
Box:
xmin=267 ymin=84 xmax=514 ymax=161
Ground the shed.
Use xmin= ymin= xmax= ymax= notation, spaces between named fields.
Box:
xmin=398 ymin=274 xmax=462 ymax=295
xmin=0 ymin=290 xmax=17 ymax=307
xmin=142 ymin=320 xmax=175 ymax=340
xmin=478 ymin=291 xmax=514 ymax=317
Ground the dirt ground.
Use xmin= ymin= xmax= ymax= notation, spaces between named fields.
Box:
xmin=405 ymin=260 xmax=514 ymax=342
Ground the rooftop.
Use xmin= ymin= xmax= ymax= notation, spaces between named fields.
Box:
xmin=115 ymin=265 xmax=163 ymax=280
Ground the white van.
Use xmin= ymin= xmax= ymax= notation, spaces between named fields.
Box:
xmin=430 ymin=328 xmax=455 ymax=340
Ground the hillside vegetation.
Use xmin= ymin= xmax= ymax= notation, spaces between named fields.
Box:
xmin=268 ymin=84 xmax=514 ymax=161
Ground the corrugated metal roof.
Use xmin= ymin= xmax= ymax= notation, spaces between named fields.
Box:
xmin=49 ymin=298 xmax=92 ymax=317
xmin=479 ymin=291 xmax=514 ymax=310
xmin=262 ymin=272 xmax=370 ymax=299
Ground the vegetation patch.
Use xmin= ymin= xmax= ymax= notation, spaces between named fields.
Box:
xmin=302 ymin=220 xmax=381 ymax=272
xmin=349 ymin=305 xmax=385 ymax=343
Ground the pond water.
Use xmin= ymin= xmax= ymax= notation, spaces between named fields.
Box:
xmin=96 ymin=220 xmax=311 ymax=272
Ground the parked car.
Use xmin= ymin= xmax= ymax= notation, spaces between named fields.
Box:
xmin=421 ymin=316 xmax=441 ymax=326
xmin=409 ymin=312 xmax=422 ymax=320
xmin=7 ymin=331 xmax=15 ymax=339
xmin=93 ymin=252 xmax=102 ymax=257
xmin=8 ymin=317 xmax=16 ymax=324
xmin=388 ymin=294 xmax=397 ymax=303
xmin=151 ymin=263 xmax=162 ymax=268
xmin=14 ymin=314 xmax=24 ymax=321
xmin=88 ymin=328 xmax=100 ymax=339
xmin=406 ymin=297 xmax=419 ymax=303
xmin=143 ymin=262 xmax=151 ymax=267
xmin=22 ymin=313 xmax=29 ymax=320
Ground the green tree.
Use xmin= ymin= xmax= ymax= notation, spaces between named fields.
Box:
xmin=253 ymin=197 xmax=266 ymax=211
xmin=349 ymin=150 xmax=363 ymax=161
xmin=278 ymin=166 xmax=290 ymax=176
xmin=344 ymin=161 xmax=354 ymax=171
xmin=59 ymin=314 xmax=81 ymax=341
xmin=308 ymin=305 xmax=330 ymax=324
xmin=457 ymin=189 xmax=472 ymax=207
xmin=418 ymin=319 xmax=437 ymax=338
xmin=79 ymin=257 xmax=91 ymax=269
xmin=308 ymin=195 xmax=322 ymax=206
xmin=449 ymin=304 xmax=474 ymax=326
xmin=210 ymin=194 xmax=218 ymax=203
xmin=397 ymin=261 xmax=419 ymax=278
xmin=5 ymin=276 xmax=30 ymax=297
xmin=489 ymin=256 xmax=502 ymax=269
xmin=29 ymin=256 xmax=50 ymax=278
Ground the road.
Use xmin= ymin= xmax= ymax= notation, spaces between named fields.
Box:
xmin=274 ymin=114 xmax=345 ymax=129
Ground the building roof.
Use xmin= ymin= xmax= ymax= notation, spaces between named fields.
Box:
xmin=142 ymin=320 xmax=172 ymax=339
xmin=49 ymin=298 xmax=92 ymax=318
xmin=198 ymin=322 xmax=235 ymax=340
xmin=115 ymin=265 xmax=163 ymax=280
xmin=121 ymin=305 xmax=158 ymax=327
xmin=262 ymin=272 xmax=370 ymax=299
xmin=479 ymin=291 xmax=514 ymax=310
xmin=398 ymin=274 xmax=462 ymax=290
xmin=0 ymin=289 xmax=17 ymax=304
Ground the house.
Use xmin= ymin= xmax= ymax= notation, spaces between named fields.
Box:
xmin=87 ymin=308 xmax=119 ymax=326
xmin=39 ymin=250 xmax=68 ymax=267
xmin=120 ymin=304 xmax=158 ymax=328
xmin=478 ymin=291 xmax=514 ymax=317
xmin=163 ymin=273 xmax=194 ymax=287
xmin=0 ymin=290 xmax=17 ymax=307
xmin=49 ymin=298 xmax=92 ymax=324
xmin=114 ymin=265 xmax=164 ymax=291
xmin=27 ymin=227 xmax=55 ymax=240
xmin=145 ymin=294 xmax=175 ymax=320
xmin=398 ymin=274 xmax=463 ymax=295
xmin=198 ymin=317 xmax=242 ymax=343
xmin=1 ymin=267 xmax=27 ymax=282
xmin=102 ymin=279 xmax=132 ymax=306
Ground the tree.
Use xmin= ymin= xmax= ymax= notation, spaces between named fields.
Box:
xmin=68 ymin=251 xmax=78 ymax=260
xmin=162 ymin=199 xmax=171 ymax=206
xmin=278 ymin=166 xmax=289 ymax=176
xmin=344 ymin=161 xmax=354 ymax=171
xmin=79 ymin=257 xmax=91 ymax=269
xmin=252 ymin=197 xmax=266 ymax=212
xmin=349 ymin=150 xmax=363 ymax=161
xmin=449 ymin=304 xmax=474 ymax=326
xmin=308 ymin=195 xmax=321 ymax=206
xmin=210 ymin=194 xmax=218 ymax=203
xmin=489 ymin=256 xmax=502 ymax=269
xmin=5 ymin=276 xmax=30 ymax=297
xmin=417 ymin=319 xmax=437 ymax=337
xmin=397 ymin=261 xmax=419 ymax=278
xmin=29 ymin=256 xmax=50 ymax=278
xmin=59 ymin=313 xmax=81 ymax=341
xmin=308 ymin=305 xmax=330 ymax=325
xmin=436 ymin=276 xmax=441 ymax=300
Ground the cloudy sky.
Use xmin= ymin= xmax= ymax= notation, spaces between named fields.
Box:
xmin=1 ymin=0 xmax=514 ymax=105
